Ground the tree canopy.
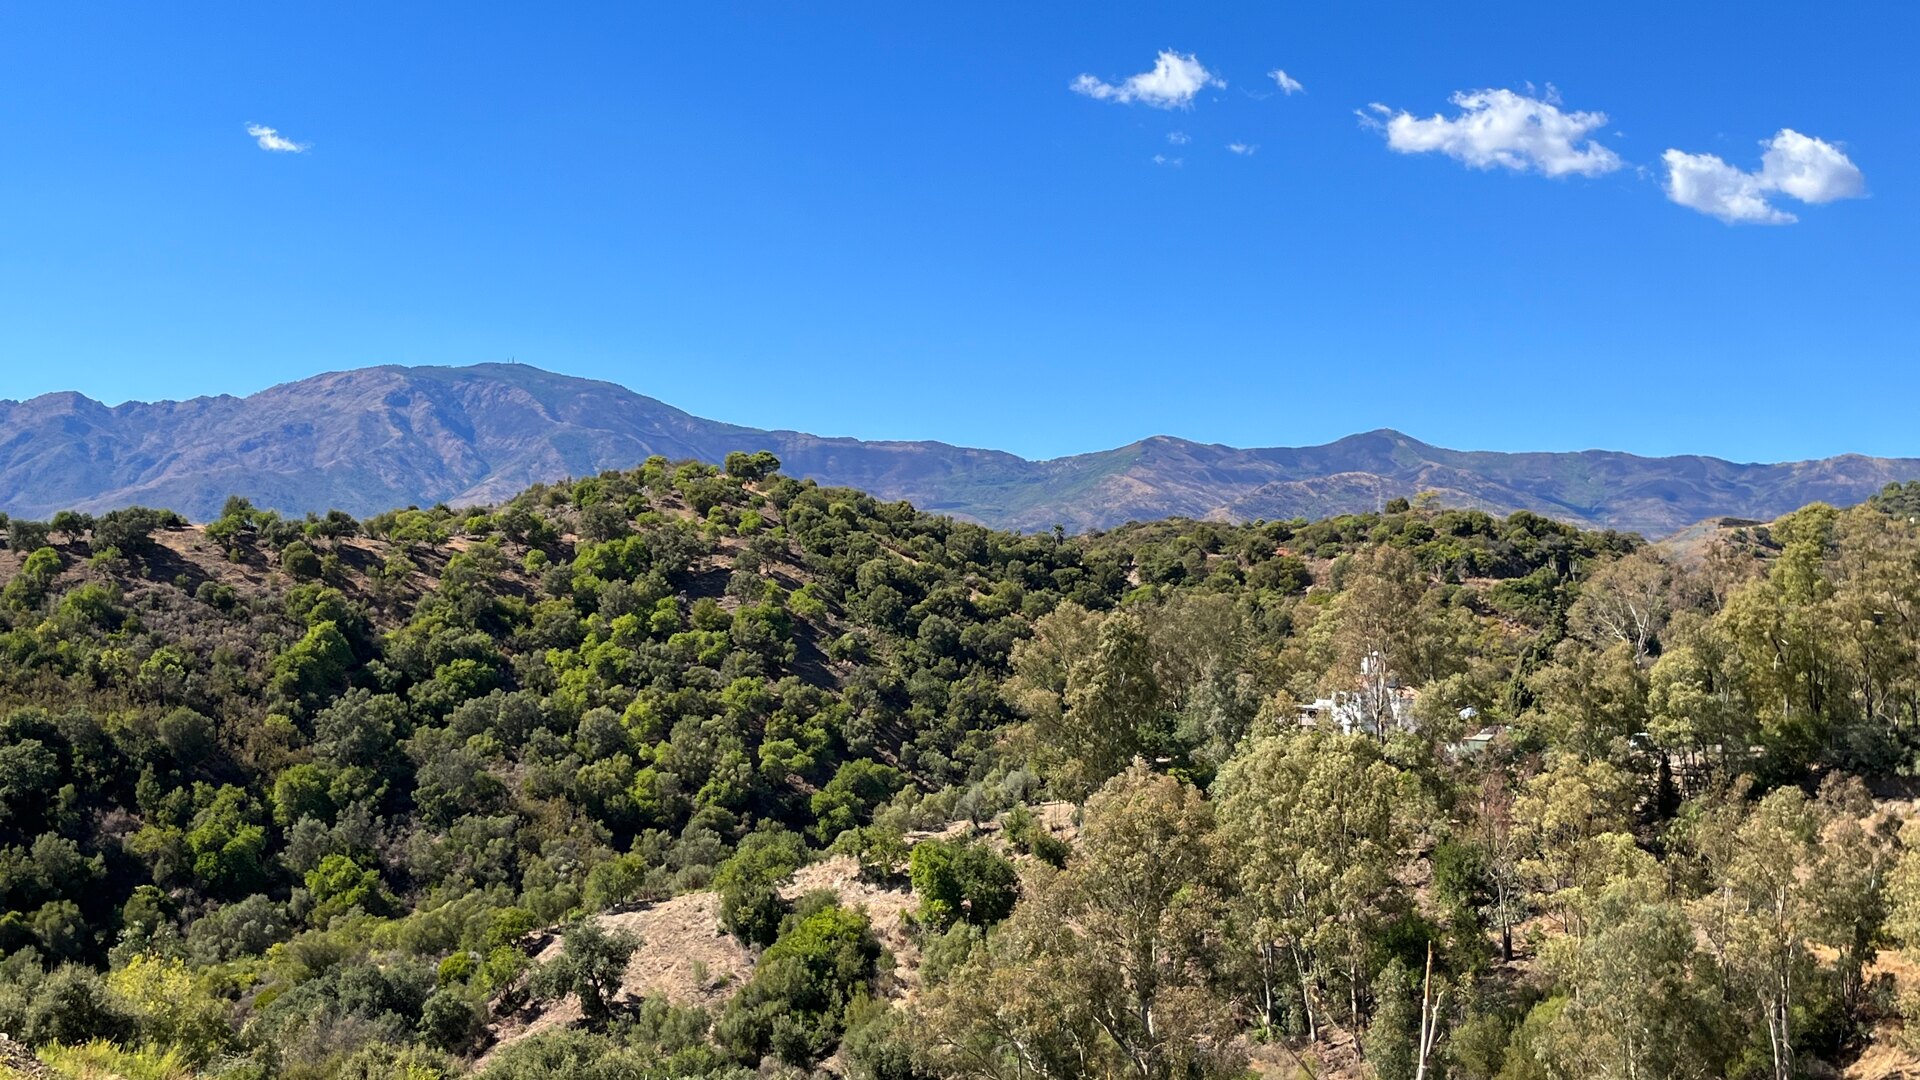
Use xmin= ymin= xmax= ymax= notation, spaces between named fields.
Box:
xmin=4 ymin=460 xmax=1920 ymax=1077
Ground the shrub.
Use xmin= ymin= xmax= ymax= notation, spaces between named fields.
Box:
xmin=713 ymin=830 xmax=807 ymax=947
xmin=23 ymin=964 xmax=135 ymax=1047
xmin=908 ymin=838 xmax=1018 ymax=929
xmin=1002 ymin=803 xmax=1069 ymax=868
xmin=717 ymin=902 xmax=880 ymax=1066
xmin=281 ymin=540 xmax=323 ymax=580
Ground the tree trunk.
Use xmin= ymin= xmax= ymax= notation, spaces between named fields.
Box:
xmin=1415 ymin=944 xmax=1444 ymax=1080
xmin=1259 ymin=940 xmax=1279 ymax=1028
xmin=1293 ymin=945 xmax=1318 ymax=1043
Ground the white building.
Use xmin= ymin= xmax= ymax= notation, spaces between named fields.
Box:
xmin=1296 ymin=650 xmax=1422 ymax=737
xmin=1296 ymin=685 xmax=1418 ymax=737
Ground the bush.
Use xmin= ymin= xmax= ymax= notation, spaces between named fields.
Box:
xmin=810 ymin=760 xmax=909 ymax=844
xmin=842 ymin=999 xmax=932 ymax=1080
xmin=35 ymin=1041 xmax=199 ymax=1080
xmin=24 ymin=964 xmax=135 ymax=1046
xmin=724 ymin=450 xmax=782 ymax=483
xmin=6 ymin=518 xmax=51 ymax=552
xmin=1002 ymin=803 xmax=1069 ymax=868
xmin=718 ymin=902 xmax=880 ymax=1066
xmin=917 ymin=921 xmax=982 ymax=987
xmin=584 ymin=851 xmax=663 ymax=910
xmin=419 ymin=986 xmax=485 ymax=1052
xmin=185 ymin=893 xmax=291 ymax=964
xmin=305 ymin=854 xmax=385 ymax=924
xmin=282 ymin=540 xmax=323 ymax=580
xmin=93 ymin=506 xmax=183 ymax=555
xmin=713 ymin=830 xmax=807 ymax=947
xmin=471 ymin=1029 xmax=629 ymax=1080
xmin=106 ymin=954 xmax=233 ymax=1066
xmin=833 ymin=824 xmax=908 ymax=883
xmin=908 ymin=838 xmax=1018 ymax=929
xmin=334 ymin=1041 xmax=458 ymax=1080
xmin=48 ymin=511 xmax=93 ymax=541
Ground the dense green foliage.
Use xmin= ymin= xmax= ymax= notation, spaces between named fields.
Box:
xmin=10 ymin=459 xmax=1920 ymax=1078
xmin=906 ymin=839 xmax=1017 ymax=929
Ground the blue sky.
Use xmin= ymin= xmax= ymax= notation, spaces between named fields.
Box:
xmin=1 ymin=3 xmax=1913 ymax=463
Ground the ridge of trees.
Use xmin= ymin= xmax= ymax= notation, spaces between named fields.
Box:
xmin=5 ymin=459 xmax=1920 ymax=1077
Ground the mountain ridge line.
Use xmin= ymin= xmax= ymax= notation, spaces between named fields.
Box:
xmin=2 ymin=361 xmax=1913 ymax=537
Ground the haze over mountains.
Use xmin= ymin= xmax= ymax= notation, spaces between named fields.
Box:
xmin=0 ymin=363 xmax=1912 ymax=537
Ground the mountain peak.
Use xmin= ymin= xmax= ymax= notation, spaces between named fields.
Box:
xmin=0 ymin=364 xmax=1915 ymax=536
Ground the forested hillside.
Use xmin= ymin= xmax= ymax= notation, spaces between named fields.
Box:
xmin=7 ymin=459 xmax=1920 ymax=1079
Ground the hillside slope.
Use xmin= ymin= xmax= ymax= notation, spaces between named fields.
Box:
xmin=3 ymin=362 xmax=1917 ymax=535
xmin=6 ymin=458 xmax=1920 ymax=1079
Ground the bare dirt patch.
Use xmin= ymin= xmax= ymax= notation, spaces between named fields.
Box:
xmin=477 ymin=803 xmax=1077 ymax=1066
xmin=478 ymin=891 xmax=755 ymax=1068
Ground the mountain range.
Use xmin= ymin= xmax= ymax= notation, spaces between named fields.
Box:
xmin=0 ymin=362 xmax=1912 ymax=537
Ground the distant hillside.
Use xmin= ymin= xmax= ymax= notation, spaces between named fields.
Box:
xmin=2 ymin=362 xmax=1914 ymax=536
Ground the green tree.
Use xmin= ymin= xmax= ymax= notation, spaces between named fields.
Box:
xmin=1362 ymin=959 xmax=1418 ymax=1080
xmin=724 ymin=450 xmax=782 ymax=482
xmin=1511 ymin=756 xmax=1640 ymax=937
xmin=1214 ymin=731 xmax=1421 ymax=1037
xmin=908 ymin=838 xmax=1018 ymax=929
xmin=713 ymin=829 xmax=807 ymax=946
xmin=270 ymin=620 xmax=355 ymax=712
xmin=1806 ymin=775 xmax=1895 ymax=1027
xmin=23 ymin=965 xmax=135 ymax=1047
xmin=281 ymin=539 xmax=323 ymax=580
xmin=1699 ymin=786 xmax=1820 ymax=1080
xmin=1541 ymin=887 xmax=1721 ymax=1080
xmin=1326 ymin=545 xmax=1468 ymax=736
xmin=1006 ymin=605 xmax=1162 ymax=800
xmin=1647 ymin=617 xmax=1760 ymax=779
xmin=106 ymin=954 xmax=233 ymax=1067
xmin=6 ymin=517 xmax=51 ymax=553
xmin=811 ymin=760 xmax=908 ymax=843
xmin=93 ymin=505 xmax=181 ymax=555
xmin=530 ymin=919 xmax=641 ymax=1026
xmin=184 ymin=785 xmax=270 ymax=897
xmin=919 ymin=762 xmax=1239 ymax=1080
xmin=1566 ymin=549 xmax=1675 ymax=663
xmin=719 ymin=901 xmax=881 ymax=1067
xmin=304 ymin=853 xmax=384 ymax=925
xmin=48 ymin=510 xmax=93 ymax=543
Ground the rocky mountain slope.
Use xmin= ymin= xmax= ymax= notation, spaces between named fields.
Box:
xmin=2 ymin=362 xmax=1913 ymax=536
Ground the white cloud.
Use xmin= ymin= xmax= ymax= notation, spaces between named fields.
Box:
xmin=1269 ymin=69 xmax=1304 ymax=95
xmin=1758 ymin=129 xmax=1865 ymax=203
xmin=1227 ymin=142 xmax=1257 ymax=155
xmin=247 ymin=123 xmax=309 ymax=153
xmin=1167 ymin=131 xmax=1191 ymax=145
xmin=1662 ymin=150 xmax=1792 ymax=224
xmin=1663 ymin=128 xmax=1864 ymax=224
xmin=1072 ymin=50 xmax=1223 ymax=109
xmin=1365 ymin=88 xmax=1621 ymax=177
xmin=1152 ymin=153 xmax=1184 ymax=167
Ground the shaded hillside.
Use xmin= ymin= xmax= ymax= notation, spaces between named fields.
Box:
xmin=3 ymin=362 xmax=1918 ymax=537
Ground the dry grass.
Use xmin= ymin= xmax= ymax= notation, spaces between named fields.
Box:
xmin=0 ymin=1036 xmax=56 ymax=1080
xmin=1846 ymin=1024 xmax=1920 ymax=1080
xmin=478 ymin=890 xmax=756 ymax=1068
xmin=477 ymin=800 xmax=1081 ymax=1064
